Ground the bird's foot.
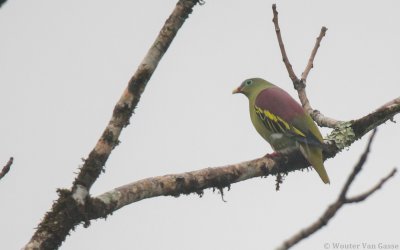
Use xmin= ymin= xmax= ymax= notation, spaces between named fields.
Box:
xmin=264 ymin=151 xmax=290 ymax=165
xmin=264 ymin=151 xmax=281 ymax=159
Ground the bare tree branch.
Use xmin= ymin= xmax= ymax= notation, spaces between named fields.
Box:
xmin=0 ymin=157 xmax=13 ymax=180
xmin=21 ymin=3 xmax=400 ymax=250
xmin=23 ymin=1 xmax=201 ymax=249
xmin=277 ymin=131 xmax=397 ymax=250
xmin=272 ymin=4 xmax=341 ymax=128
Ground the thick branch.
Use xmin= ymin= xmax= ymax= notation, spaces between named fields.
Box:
xmin=78 ymin=102 xmax=399 ymax=221
xmin=0 ymin=157 xmax=13 ymax=180
xmin=73 ymin=0 xmax=198 ymax=193
xmin=277 ymin=131 xmax=397 ymax=250
xmin=272 ymin=4 xmax=340 ymax=128
xmin=23 ymin=1 xmax=201 ymax=249
xmin=89 ymin=157 xmax=276 ymax=216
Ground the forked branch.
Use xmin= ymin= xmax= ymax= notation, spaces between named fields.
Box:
xmin=277 ymin=130 xmax=397 ymax=249
xmin=272 ymin=4 xmax=340 ymax=128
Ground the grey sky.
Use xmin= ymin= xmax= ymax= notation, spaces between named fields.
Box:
xmin=0 ymin=1 xmax=399 ymax=249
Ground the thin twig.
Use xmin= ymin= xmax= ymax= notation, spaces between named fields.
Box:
xmin=277 ymin=131 xmax=397 ymax=250
xmin=272 ymin=4 xmax=299 ymax=84
xmin=301 ymin=27 xmax=327 ymax=83
xmin=339 ymin=129 xmax=376 ymax=201
xmin=0 ymin=157 xmax=13 ymax=180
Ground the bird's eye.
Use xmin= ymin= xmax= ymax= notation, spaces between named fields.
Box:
xmin=245 ymin=80 xmax=252 ymax=86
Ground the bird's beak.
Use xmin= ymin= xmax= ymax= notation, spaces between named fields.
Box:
xmin=232 ymin=87 xmax=241 ymax=94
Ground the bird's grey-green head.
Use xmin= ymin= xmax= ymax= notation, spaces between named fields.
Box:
xmin=232 ymin=78 xmax=274 ymax=98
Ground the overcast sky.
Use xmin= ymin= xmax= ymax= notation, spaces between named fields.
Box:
xmin=0 ymin=1 xmax=399 ymax=249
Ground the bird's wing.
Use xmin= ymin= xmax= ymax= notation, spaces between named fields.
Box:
xmin=254 ymin=105 xmax=323 ymax=147
xmin=254 ymin=87 xmax=324 ymax=148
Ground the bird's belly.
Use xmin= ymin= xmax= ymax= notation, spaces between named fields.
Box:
xmin=268 ymin=133 xmax=296 ymax=151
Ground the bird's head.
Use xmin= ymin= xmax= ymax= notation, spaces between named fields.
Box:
xmin=232 ymin=78 xmax=273 ymax=98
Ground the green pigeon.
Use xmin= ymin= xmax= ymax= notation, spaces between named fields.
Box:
xmin=233 ymin=77 xmax=330 ymax=184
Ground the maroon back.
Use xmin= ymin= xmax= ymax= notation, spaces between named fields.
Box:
xmin=255 ymin=87 xmax=305 ymax=121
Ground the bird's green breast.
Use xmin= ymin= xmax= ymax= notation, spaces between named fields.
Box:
xmin=249 ymin=104 xmax=270 ymax=141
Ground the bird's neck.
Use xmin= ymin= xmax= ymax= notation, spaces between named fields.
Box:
xmin=247 ymin=90 xmax=260 ymax=104
xmin=249 ymin=94 xmax=257 ymax=103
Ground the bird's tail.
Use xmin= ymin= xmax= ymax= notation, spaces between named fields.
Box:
xmin=299 ymin=143 xmax=330 ymax=184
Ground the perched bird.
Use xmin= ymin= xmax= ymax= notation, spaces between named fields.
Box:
xmin=233 ymin=78 xmax=330 ymax=184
